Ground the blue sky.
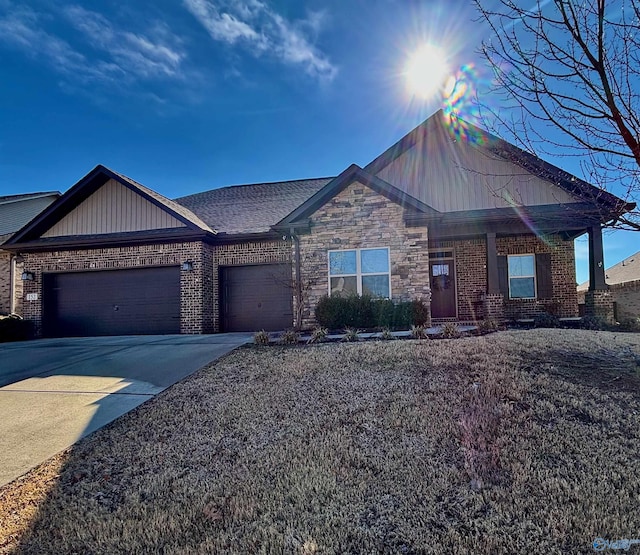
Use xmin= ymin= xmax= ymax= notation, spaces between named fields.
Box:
xmin=0 ymin=0 xmax=636 ymax=283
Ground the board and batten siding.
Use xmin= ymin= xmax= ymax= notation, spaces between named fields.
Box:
xmin=43 ymin=179 xmax=186 ymax=237
xmin=375 ymin=122 xmax=579 ymax=212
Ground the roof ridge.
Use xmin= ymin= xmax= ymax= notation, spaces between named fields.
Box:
xmin=174 ymin=176 xmax=334 ymax=200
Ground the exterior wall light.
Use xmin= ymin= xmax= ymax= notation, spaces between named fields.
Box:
xmin=181 ymin=261 xmax=194 ymax=271
xmin=21 ymin=271 xmax=35 ymax=281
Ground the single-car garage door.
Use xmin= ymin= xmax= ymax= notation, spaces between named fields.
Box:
xmin=42 ymin=266 xmax=180 ymax=337
xmin=221 ymin=264 xmax=293 ymax=332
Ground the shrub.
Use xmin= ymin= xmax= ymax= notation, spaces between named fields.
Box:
xmin=410 ymin=300 xmax=430 ymax=326
xmin=533 ymin=312 xmax=560 ymax=328
xmin=307 ymin=326 xmax=328 ymax=344
xmin=279 ymin=329 xmax=300 ymax=345
xmin=380 ymin=328 xmax=395 ymax=340
xmin=579 ymin=315 xmax=607 ymax=330
xmin=253 ymin=330 xmax=270 ymax=345
xmin=315 ymin=295 xmax=430 ymax=330
xmin=618 ymin=317 xmax=640 ymax=332
xmin=342 ymin=327 xmax=360 ymax=342
xmin=410 ymin=324 xmax=427 ymax=339
xmin=478 ymin=319 xmax=499 ymax=334
xmin=441 ymin=322 xmax=460 ymax=339
xmin=0 ymin=315 xmax=33 ymax=343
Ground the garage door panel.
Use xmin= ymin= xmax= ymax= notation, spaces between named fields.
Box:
xmin=43 ymin=267 xmax=180 ymax=337
xmin=222 ymin=264 xmax=292 ymax=332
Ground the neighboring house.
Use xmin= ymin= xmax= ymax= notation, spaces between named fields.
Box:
xmin=577 ymin=251 xmax=640 ymax=321
xmin=3 ymin=111 xmax=634 ymax=337
xmin=0 ymin=192 xmax=60 ymax=315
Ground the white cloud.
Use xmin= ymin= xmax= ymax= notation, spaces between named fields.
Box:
xmin=183 ymin=0 xmax=337 ymax=81
xmin=0 ymin=2 xmax=188 ymax=89
xmin=64 ymin=6 xmax=186 ymax=79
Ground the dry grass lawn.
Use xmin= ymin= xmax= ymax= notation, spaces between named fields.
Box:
xmin=1 ymin=329 xmax=640 ymax=554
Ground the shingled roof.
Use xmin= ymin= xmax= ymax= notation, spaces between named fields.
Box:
xmin=578 ymin=250 xmax=640 ymax=291
xmin=175 ymin=177 xmax=333 ymax=235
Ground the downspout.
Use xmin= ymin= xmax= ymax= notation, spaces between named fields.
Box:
xmin=290 ymin=228 xmax=302 ymax=330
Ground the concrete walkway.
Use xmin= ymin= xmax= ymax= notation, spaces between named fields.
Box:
xmin=0 ymin=334 xmax=251 ymax=486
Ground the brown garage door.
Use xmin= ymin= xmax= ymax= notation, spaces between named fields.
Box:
xmin=221 ymin=264 xmax=293 ymax=332
xmin=42 ymin=266 xmax=180 ymax=337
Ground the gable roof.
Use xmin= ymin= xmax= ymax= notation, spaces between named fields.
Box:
xmin=0 ymin=191 xmax=60 ymax=239
xmin=0 ymin=192 xmax=59 ymax=205
xmin=275 ymin=164 xmax=439 ymax=229
xmin=175 ymin=177 xmax=333 ymax=235
xmin=6 ymin=165 xmax=215 ymax=246
xmin=366 ymin=110 xmax=634 ymax=221
xmin=578 ymin=250 xmax=640 ymax=291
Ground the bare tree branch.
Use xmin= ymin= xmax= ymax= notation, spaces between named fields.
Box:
xmin=474 ymin=0 xmax=640 ymax=230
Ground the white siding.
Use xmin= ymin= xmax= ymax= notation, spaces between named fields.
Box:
xmin=43 ymin=179 xmax=186 ymax=237
xmin=375 ymin=122 xmax=579 ymax=212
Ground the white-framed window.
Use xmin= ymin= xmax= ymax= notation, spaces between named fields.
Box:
xmin=508 ymin=254 xmax=536 ymax=299
xmin=328 ymin=247 xmax=391 ymax=298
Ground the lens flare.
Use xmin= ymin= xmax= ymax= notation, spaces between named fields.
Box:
xmin=405 ymin=44 xmax=450 ymax=99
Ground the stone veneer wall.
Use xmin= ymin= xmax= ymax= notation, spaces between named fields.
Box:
xmin=211 ymin=240 xmax=292 ymax=332
xmin=297 ymin=181 xmax=430 ymax=329
xmin=20 ymin=241 xmax=211 ymax=336
xmin=497 ymin=234 xmax=578 ymax=319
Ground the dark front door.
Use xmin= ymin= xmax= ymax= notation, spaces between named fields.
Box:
xmin=42 ymin=266 xmax=181 ymax=337
xmin=429 ymin=259 xmax=457 ymax=318
xmin=221 ymin=264 xmax=293 ymax=332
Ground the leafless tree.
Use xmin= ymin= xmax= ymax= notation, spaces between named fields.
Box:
xmin=474 ymin=0 xmax=640 ymax=230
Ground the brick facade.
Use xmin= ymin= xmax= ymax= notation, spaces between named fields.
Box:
xmin=20 ymin=242 xmax=211 ymax=336
xmin=0 ymin=250 xmax=23 ymax=315
xmin=430 ymin=233 xmax=577 ymax=322
xmin=496 ymin=234 xmax=578 ymax=319
xmin=584 ymin=289 xmax=615 ymax=324
xmin=297 ymin=181 xmax=431 ymax=329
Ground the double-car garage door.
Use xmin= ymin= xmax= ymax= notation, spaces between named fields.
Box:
xmin=43 ymin=266 xmax=181 ymax=337
xmin=42 ymin=263 xmax=293 ymax=337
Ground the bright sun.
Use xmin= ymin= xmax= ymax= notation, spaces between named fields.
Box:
xmin=405 ymin=44 xmax=450 ymax=99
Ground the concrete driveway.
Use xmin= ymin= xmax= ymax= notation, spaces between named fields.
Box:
xmin=0 ymin=334 xmax=251 ymax=486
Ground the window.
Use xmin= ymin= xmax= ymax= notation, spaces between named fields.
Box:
xmin=328 ymin=248 xmax=390 ymax=298
xmin=508 ymin=254 xmax=536 ymax=299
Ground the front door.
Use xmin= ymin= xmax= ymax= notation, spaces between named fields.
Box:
xmin=429 ymin=259 xmax=457 ymax=318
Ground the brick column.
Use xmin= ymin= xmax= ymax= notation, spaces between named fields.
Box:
xmin=585 ymin=225 xmax=613 ymax=323
xmin=584 ymin=290 xmax=614 ymax=324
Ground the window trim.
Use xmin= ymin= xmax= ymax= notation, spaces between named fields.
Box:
xmin=328 ymin=247 xmax=391 ymax=299
xmin=507 ymin=253 xmax=537 ymax=299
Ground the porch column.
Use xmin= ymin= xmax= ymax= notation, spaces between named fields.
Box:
xmin=587 ymin=225 xmax=607 ymax=290
xmin=484 ymin=232 xmax=505 ymax=321
xmin=585 ymin=225 xmax=614 ymax=323
xmin=486 ymin=232 xmax=500 ymax=294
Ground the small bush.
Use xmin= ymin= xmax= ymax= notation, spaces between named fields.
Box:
xmin=618 ymin=317 xmax=640 ymax=332
xmin=478 ymin=319 xmax=499 ymax=334
xmin=533 ymin=312 xmax=560 ymax=328
xmin=580 ymin=315 xmax=607 ymax=330
xmin=279 ymin=329 xmax=300 ymax=345
xmin=380 ymin=328 xmax=395 ymax=340
xmin=411 ymin=324 xmax=427 ymax=339
xmin=342 ymin=327 xmax=360 ymax=342
xmin=0 ymin=315 xmax=33 ymax=343
xmin=441 ymin=322 xmax=460 ymax=339
xmin=307 ymin=326 xmax=328 ymax=344
xmin=410 ymin=300 xmax=430 ymax=326
xmin=253 ymin=330 xmax=270 ymax=345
